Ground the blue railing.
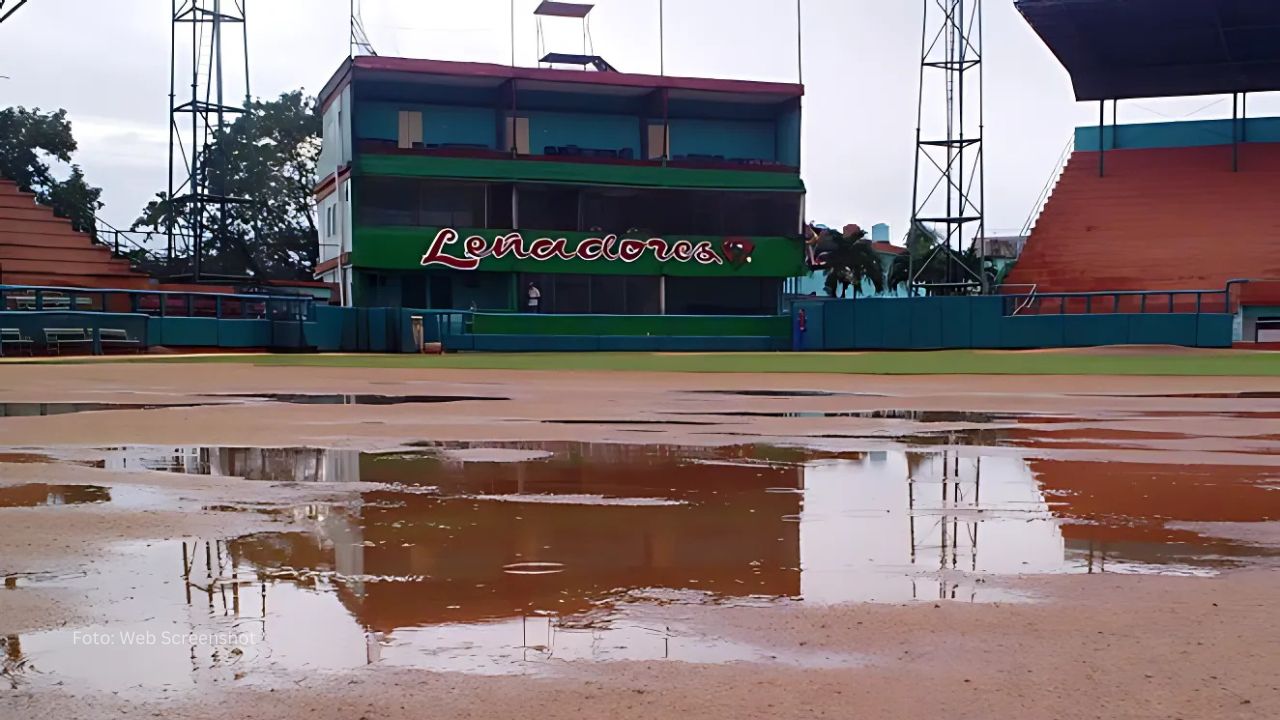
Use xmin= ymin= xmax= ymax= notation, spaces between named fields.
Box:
xmin=1000 ymin=287 xmax=1232 ymax=317
xmin=0 ymin=284 xmax=315 ymax=321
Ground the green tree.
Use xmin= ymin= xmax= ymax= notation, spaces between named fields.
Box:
xmin=0 ymin=107 xmax=103 ymax=235
xmin=888 ymin=225 xmax=993 ymax=296
xmin=134 ymin=91 xmax=320 ymax=279
xmin=819 ymin=224 xmax=886 ymax=299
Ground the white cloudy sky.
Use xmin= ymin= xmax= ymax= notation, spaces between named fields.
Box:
xmin=2 ymin=0 xmax=1277 ymax=238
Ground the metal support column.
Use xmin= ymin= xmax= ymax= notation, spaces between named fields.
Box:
xmin=1098 ymin=100 xmax=1106 ymax=178
xmin=169 ymin=0 xmax=251 ymax=282
xmin=1232 ymin=92 xmax=1240 ymax=172
xmin=909 ymin=0 xmax=987 ymax=296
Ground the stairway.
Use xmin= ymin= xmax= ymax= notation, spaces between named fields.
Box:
xmin=1006 ymin=143 xmax=1280 ymax=308
xmin=0 ymin=179 xmax=153 ymax=289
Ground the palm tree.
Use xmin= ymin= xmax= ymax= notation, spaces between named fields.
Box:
xmin=819 ymin=224 xmax=886 ymax=299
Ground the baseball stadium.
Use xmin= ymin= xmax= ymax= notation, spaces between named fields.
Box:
xmin=3 ymin=2 xmax=1280 ymax=718
xmin=0 ymin=0 xmax=1277 ymax=359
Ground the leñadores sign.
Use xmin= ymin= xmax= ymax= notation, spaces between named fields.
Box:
xmin=419 ymin=229 xmax=749 ymax=270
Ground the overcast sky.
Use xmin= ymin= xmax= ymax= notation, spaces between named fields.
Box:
xmin=2 ymin=0 xmax=1277 ymax=241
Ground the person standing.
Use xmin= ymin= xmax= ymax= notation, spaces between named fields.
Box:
xmin=527 ymin=282 xmax=542 ymax=313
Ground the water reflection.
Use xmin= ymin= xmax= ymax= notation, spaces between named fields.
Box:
xmin=7 ymin=443 xmax=1279 ymax=688
xmin=0 ymin=403 xmax=200 ymax=417
xmin=217 ymin=393 xmax=504 ymax=405
xmin=99 ymin=446 xmax=361 ymax=483
xmin=0 ymin=484 xmax=111 ymax=508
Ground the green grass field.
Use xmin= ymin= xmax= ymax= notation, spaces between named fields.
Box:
xmin=48 ymin=349 xmax=1280 ymax=376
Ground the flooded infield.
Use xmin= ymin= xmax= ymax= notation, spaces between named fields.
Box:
xmin=3 ymin=442 xmax=1278 ymax=689
xmin=0 ymin=484 xmax=111 ymax=508
xmin=0 ymin=395 xmax=506 ymax=419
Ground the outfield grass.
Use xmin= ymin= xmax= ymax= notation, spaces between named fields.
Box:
xmin=62 ymin=349 xmax=1280 ymax=376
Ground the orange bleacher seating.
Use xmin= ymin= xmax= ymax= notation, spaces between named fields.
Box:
xmin=1006 ymin=143 xmax=1280 ymax=313
xmin=0 ymin=178 xmax=153 ymax=290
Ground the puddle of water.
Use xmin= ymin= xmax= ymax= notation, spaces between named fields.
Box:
xmin=97 ymin=446 xmax=362 ymax=483
xmin=219 ymin=393 xmax=504 ymax=405
xmin=0 ymin=484 xmax=110 ymax=508
xmin=1089 ymin=392 xmax=1280 ymax=399
xmin=0 ymin=403 xmax=203 ymax=418
xmin=0 ymin=452 xmax=55 ymax=464
xmin=686 ymin=390 xmax=873 ymax=398
xmin=6 ymin=443 xmax=1279 ymax=690
xmin=674 ymin=410 xmax=1030 ymax=421
xmin=544 ymin=419 xmax=721 ymax=426
xmin=0 ymin=395 xmax=505 ymax=421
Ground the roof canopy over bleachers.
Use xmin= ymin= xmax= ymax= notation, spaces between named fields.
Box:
xmin=1016 ymin=0 xmax=1280 ymax=100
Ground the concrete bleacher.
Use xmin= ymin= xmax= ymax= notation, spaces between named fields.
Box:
xmin=1006 ymin=139 xmax=1280 ymax=312
xmin=0 ymin=179 xmax=152 ymax=289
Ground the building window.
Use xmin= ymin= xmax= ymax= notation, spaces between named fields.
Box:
xmin=420 ymin=183 xmax=486 ymax=227
xmin=505 ymin=116 xmax=530 ymax=155
xmin=357 ymin=178 xmax=488 ymax=228
xmin=398 ymin=110 xmax=423 ymax=149
xmin=521 ymin=273 xmax=661 ymax=315
xmin=665 ymin=276 xmax=780 ymax=316
xmin=646 ymin=122 xmax=669 ymax=160
xmin=518 ymin=185 xmax=579 ymax=231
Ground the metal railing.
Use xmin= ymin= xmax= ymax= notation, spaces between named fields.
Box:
xmin=0 ymin=284 xmax=314 ymax=321
xmin=996 ymin=283 xmax=1039 ymax=315
xmin=1001 ymin=287 xmax=1232 ymax=317
xmin=1020 ymin=133 xmax=1076 ymax=239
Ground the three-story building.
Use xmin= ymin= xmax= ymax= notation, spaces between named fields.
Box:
xmin=314 ymin=56 xmax=806 ymax=315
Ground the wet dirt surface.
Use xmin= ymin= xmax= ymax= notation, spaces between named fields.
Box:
xmin=2 ymin=364 xmax=1280 ymax=717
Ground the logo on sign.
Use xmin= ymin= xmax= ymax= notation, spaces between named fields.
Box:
xmin=419 ymin=229 xmax=741 ymax=270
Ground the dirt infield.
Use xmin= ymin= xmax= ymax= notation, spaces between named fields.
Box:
xmin=2 ymin=361 xmax=1278 ymax=719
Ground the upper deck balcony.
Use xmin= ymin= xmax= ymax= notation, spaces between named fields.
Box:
xmin=318 ymin=56 xmax=804 ymax=192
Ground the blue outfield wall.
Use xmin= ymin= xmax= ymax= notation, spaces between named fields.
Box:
xmin=147 ymin=317 xmax=274 ymax=348
xmin=792 ymin=297 xmax=1233 ymax=351
xmin=2 ymin=300 xmax=1236 ymax=355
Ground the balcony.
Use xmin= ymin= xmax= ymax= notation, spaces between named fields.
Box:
xmin=341 ymin=58 xmax=803 ymax=188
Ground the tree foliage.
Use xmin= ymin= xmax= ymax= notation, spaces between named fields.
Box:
xmin=134 ymin=91 xmax=320 ymax=279
xmin=0 ymin=107 xmax=103 ymax=235
xmin=811 ymin=224 xmax=886 ymax=299
xmin=887 ymin=224 xmax=994 ymax=296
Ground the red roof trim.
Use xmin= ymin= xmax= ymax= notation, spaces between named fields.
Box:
xmin=319 ymin=56 xmax=804 ymax=105
xmin=871 ymin=242 xmax=906 ymax=256
xmin=318 ymin=58 xmax=355 ymax=114
xmin=314 ymin=252 xmax=350 ymax=277
xmin=312 ymin=165 xmax=351 ymax=200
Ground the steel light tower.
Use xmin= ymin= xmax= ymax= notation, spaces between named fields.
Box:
xmin=0 ymin=0 xmax=31 ymax=24
xmin=909 ymin=0 xmax=987 ymax=295
xmin=168 ymin=0 xmax=250 ymax=281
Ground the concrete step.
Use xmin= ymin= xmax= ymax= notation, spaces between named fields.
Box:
xmin=0 ymin=218 xmax=84 ymax=236
xmin=0 ymin=271 xmax=154 ymax=290
xmin=0 ymin=229 xmax=114 ymax=248
xmin=0 ymin=245 xmax=125 ymax=264
xmin=0 ymin=207 xmax=61 ymax=222
xmin=0 ymin=195 xmax=39 ymax=209
xmin=0 ymin=257 xmax=136 ymax=275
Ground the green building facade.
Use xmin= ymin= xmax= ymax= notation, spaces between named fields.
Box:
xmin=314 ymin=56 xmax=808 ymax=316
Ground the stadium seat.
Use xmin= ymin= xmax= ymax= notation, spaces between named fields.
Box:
xmin=1007 ymin=142 xmax=1280 ymax=312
